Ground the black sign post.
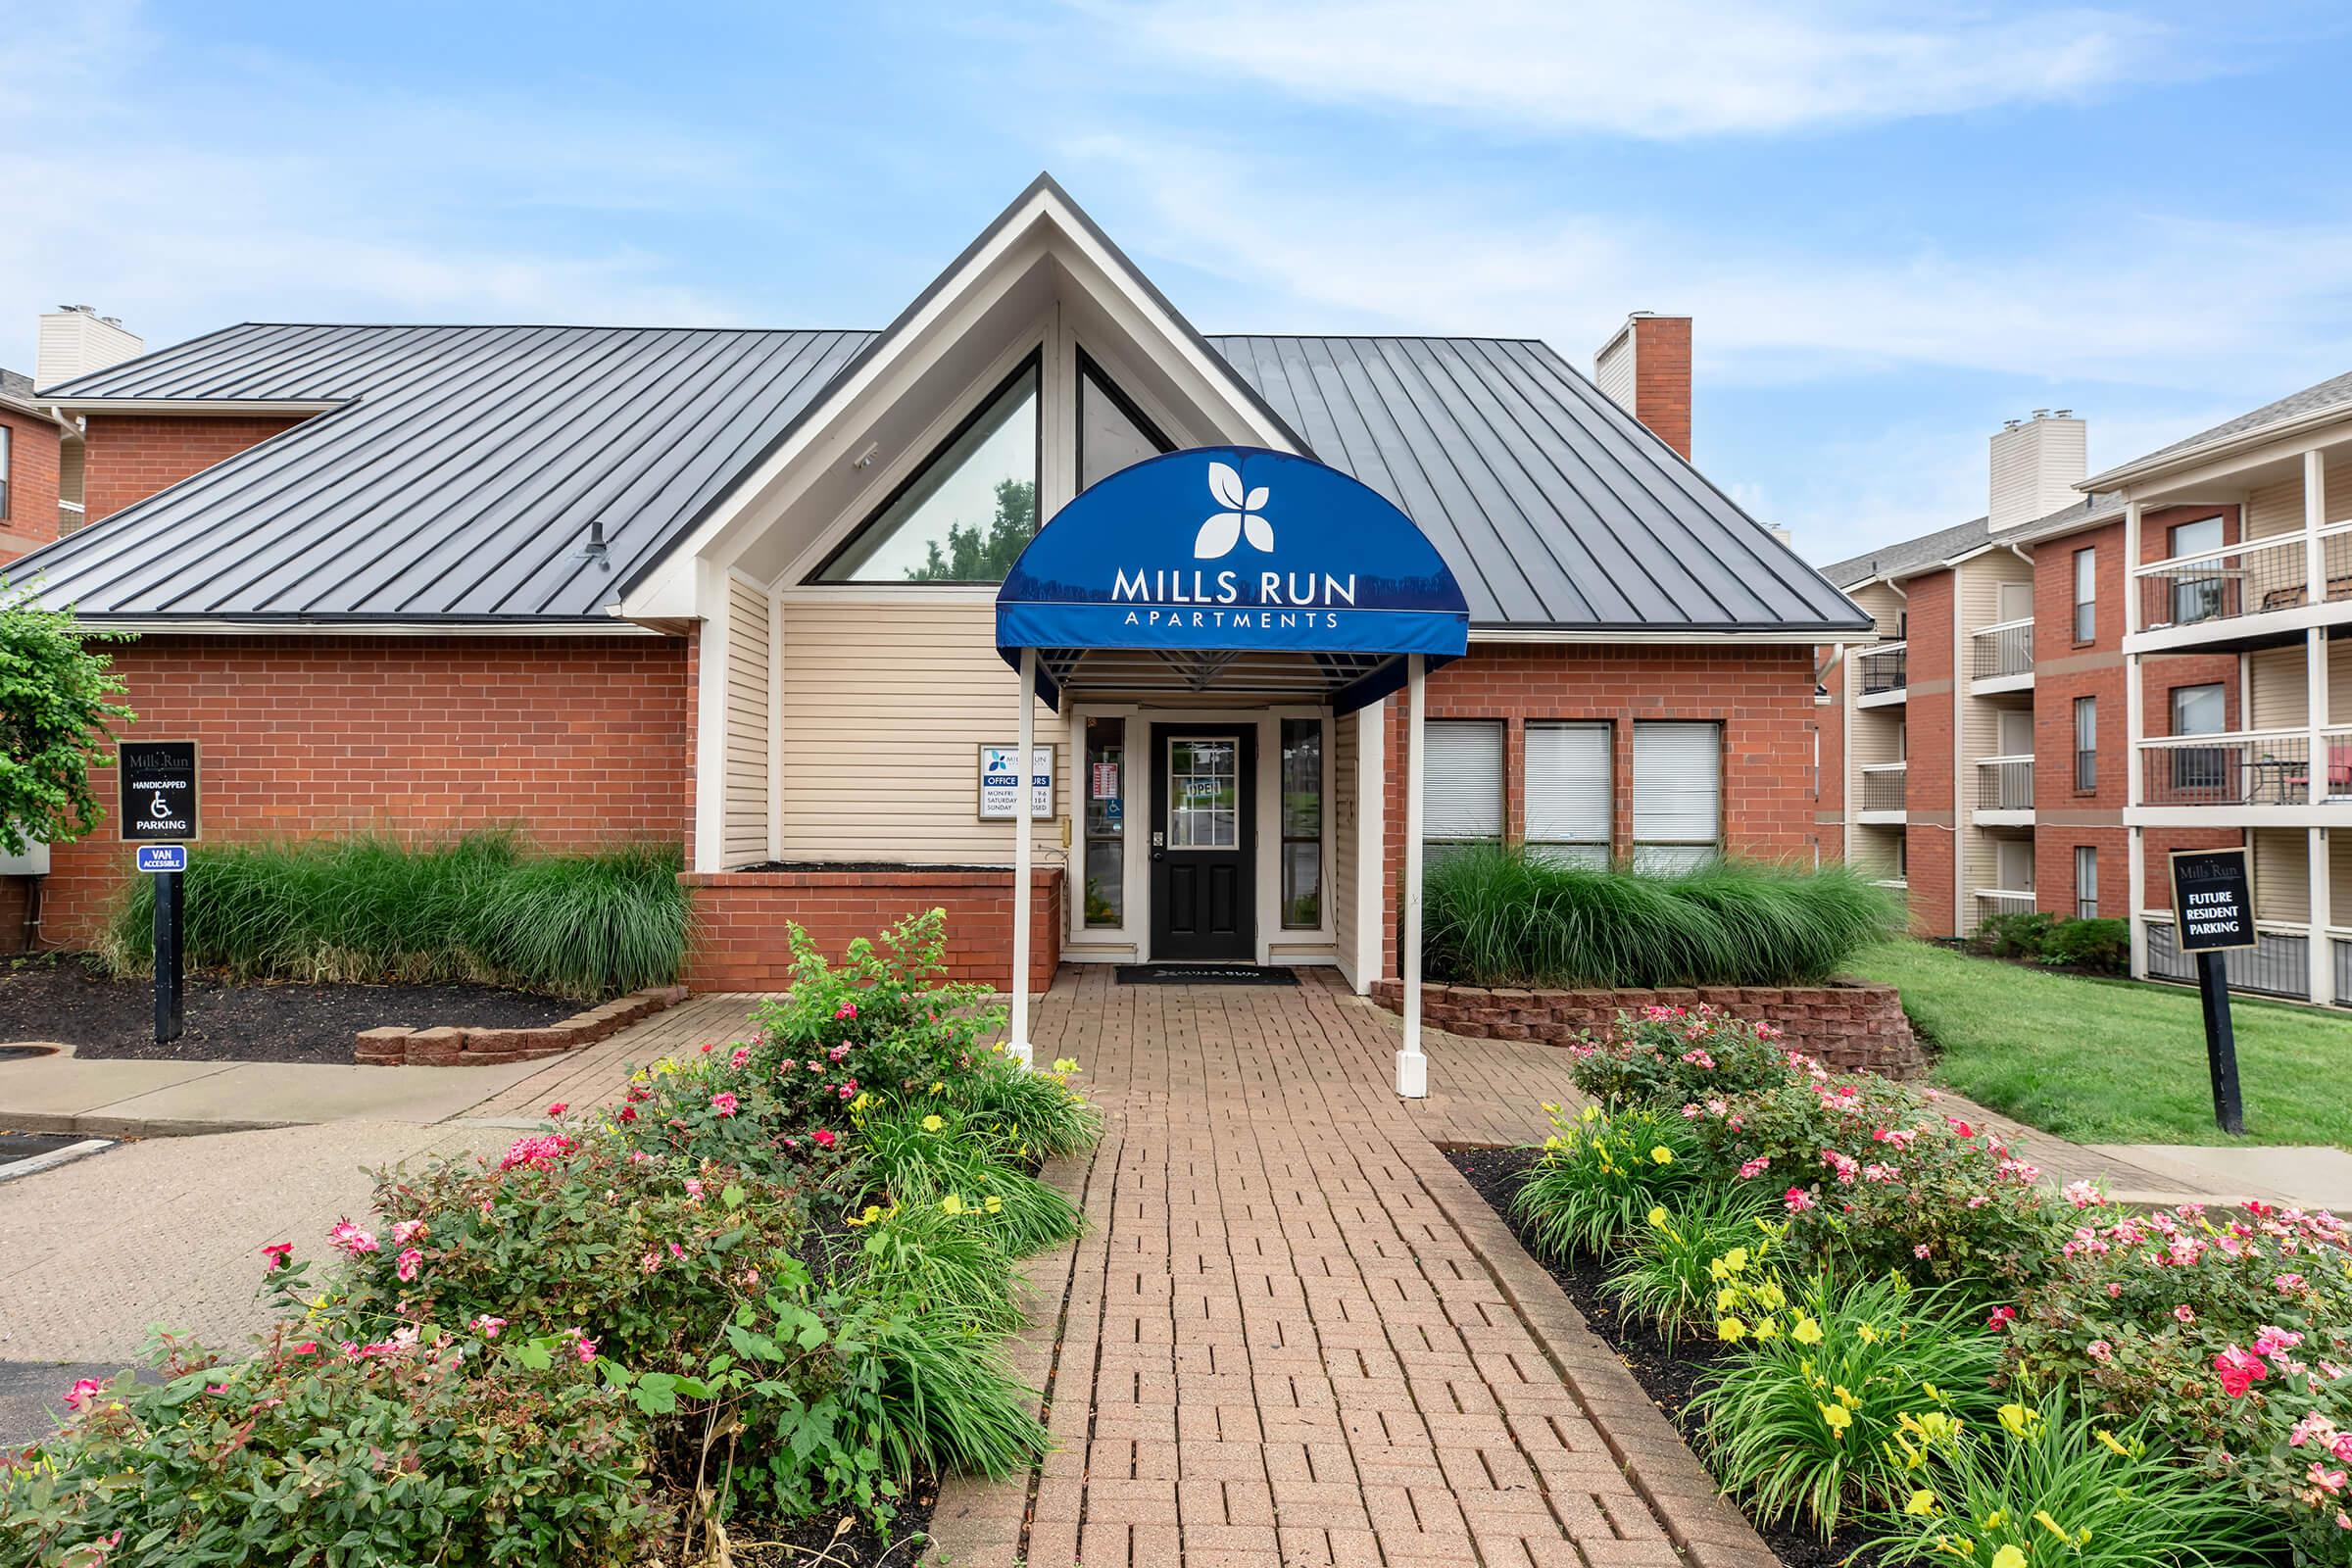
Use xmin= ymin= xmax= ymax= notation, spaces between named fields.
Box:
xmin=119 ymin=741 xmax=200 ymax=1045
xmin=2168 ymin=846 xmax=2255 ymax=1136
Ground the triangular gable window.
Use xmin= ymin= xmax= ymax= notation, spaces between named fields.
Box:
xmin=1077 ymin=348 xmax=1174 ymax=492
xmin=812 ymin=354 xmax=1040 ymax=583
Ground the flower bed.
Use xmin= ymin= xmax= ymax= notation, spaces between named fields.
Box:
xmin=0 ymin=908 xmax=1101 ymax=1567
xmin=1370 ymin=977 xmax=1923 ymax=1075
xmin=1475 ymin=1002 xmax=2349 ymax=1567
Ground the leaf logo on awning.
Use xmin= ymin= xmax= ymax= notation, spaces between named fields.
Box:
xmin=1193 ymin=461 xmax=1273 ymax=561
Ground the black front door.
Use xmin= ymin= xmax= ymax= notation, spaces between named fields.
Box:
xmin=1150 ymin=725 xmax=1254 ymax=962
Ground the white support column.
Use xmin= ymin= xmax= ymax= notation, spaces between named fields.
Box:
xmin=691 ymin=560 xmax=730 ymax=874
xmin=1353 ymin=697 xmax=1388 ymax=992
xmin=2123 ymin=499 xmax=2146 ymax=979
xmin=2307 ymin=451 xmax=2328 ymax=606
xmin=1008 ymin=647 xmax=1037 ymax=1070
xmin=2311 ymin=827 xmax=2334 ymax=1008
xmin=1396 ymin=656 xmax=1428 ymax=1100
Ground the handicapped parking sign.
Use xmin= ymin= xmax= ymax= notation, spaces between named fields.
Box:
xmin=136 ymin=845 xmax=188 ymax=873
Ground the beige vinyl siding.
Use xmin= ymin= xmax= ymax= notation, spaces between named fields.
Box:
xmin=1960 ymin=552 xmax=2031 ymax=636
xmin=1331 ymin=706 xmax=1360 ymax=972
xmin=724 ymin=578 xmax=772 ymax=865
xmin=2248 ymin=640 xmax=2352 ymax=729
xmin=1849 ymin=581 xmax=1904 ymax=640
xmin=2334 ymin=833 xmax=2352 ymax=929
xmin=1850 ymin=821 xmax=1903 ymax=881
xmin=2246 ymin=475 xmax=2303 ymax=541
xmin=2252 ymin=828 xmax=2309 ymax=924
xmin=777 ymin=601 xmax=1068 ymax=863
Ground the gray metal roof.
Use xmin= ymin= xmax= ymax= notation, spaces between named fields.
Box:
xmin=17 ymin=323 xmax=1865 ymax=633
xmin=2091 ymin=368 xmax=2352 ymax=485
xmin=1816 ymin=515 xmax=1991 ymax=589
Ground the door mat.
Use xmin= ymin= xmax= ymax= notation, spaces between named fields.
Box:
xmin=1114 ymin=964 xmax=1298 ymax=986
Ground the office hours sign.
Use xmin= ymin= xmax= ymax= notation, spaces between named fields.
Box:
xmin=120 ymin=741 xmax=200 ymax=842
xmin=978 ymin=744 xmax=1055 ymax=820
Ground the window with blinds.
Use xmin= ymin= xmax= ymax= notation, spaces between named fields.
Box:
xmin=1525 ymin=721 xmax=1611 ymax=867
xmin=1423 ymin=720 xmax=1503 ymax=851
xmin=1632 ymin=721 xmax=1722 ymax=874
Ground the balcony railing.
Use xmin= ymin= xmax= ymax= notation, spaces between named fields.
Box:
xmin=2146 ymin=916 xmax=2313 ymax=1001
xmin=2133 ymin=525 xmax=2352 ymax=634
xmin=1975 ymin=889 xmax=2038 ymax=920
xmin=2337 ymin=932 xmax=2352 ymax=1004
xmin=1970 ymin=618 xmax=2034 ymax=681
xmin=2137 ymin=729 xmax=2352 ymax=807
xmin=1975 ymin=756 xmax=2034 ymax=811
xmin=1858 ymin=642 xmax=1907 ymax=696
xmin=1860 ymin=762 xmax=1907 ymax=811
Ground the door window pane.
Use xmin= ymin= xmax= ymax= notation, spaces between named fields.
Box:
xmin=1632 ymin=721 xmax=1722 ymax=874
xmin=1167 ymin=738 xmax=1240 ymax=850
xmin=1083 ymin=716 xmax=1125 ymax=927
xmin=1526 ymin=721 xmax=1611 ymax=867
xmin=2169 ymin=682 xmax=2230 ymax=796
xmin=813 ymin=359 xmax=1039 ymax=583
xmin=1280 ymin=717 xmax=1323 ymax=927
xmin=1424 ymin=721 xmax=1503 ymax=848
xmin=2166 ymin=516 xmax=2228 ymax=624
xmin=1077 ymin=352 xmax=1173 ymax=492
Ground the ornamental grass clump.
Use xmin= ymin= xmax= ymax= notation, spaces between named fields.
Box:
xmin=843 ymin=1102 xmax=1082 ymax=1260
xmin=103 ymin=829 xmax=688 ymax=999
xmin=1863 ymin=1388 xmax=2270 ymax=1568
xmin=1691 ymin=1270 xmax=2004 ymax=1538
xmin=1421 ymin=846 xmax=1899 ymax=989
xmin=1512 ymin=1102 xmax=1703 ymax=1259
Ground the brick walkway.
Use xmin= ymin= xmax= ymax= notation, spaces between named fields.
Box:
xmin=928 ymin=967 xmax=1773 ymax=1568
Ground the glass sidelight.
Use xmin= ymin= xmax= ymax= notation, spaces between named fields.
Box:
xmin=1082 ymin=716 xmax=1125 ymax=927
xmin=1280 ymin=717 xmax=1323 ymax=927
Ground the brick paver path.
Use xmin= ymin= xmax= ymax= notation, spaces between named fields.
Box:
xmin=928 ymin=967 xmax=1773 ymax=1568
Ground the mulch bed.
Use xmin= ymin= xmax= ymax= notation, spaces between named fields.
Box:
xmin=1446 ymin=1146 xmax=1882 ymax=1568
xmin=643 ymin=1489 xmax=939 ymax=1566
xmin=0 ymin=956 xmax=574 ymax=1064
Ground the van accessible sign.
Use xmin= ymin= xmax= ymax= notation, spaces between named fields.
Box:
xmin=2169 ymin=847 xmax=2255 ymax=953
xmin=996 ymin=448 xmax=1469 ymax=684
xmin=119 ymin=741 xmax=200 ymax=843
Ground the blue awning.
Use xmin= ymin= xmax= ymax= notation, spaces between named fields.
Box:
xmin=997 ymin=447 xmax=1469 ymax=713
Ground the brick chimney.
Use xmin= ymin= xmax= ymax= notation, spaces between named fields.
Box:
xmin=36 ymin=306 xmax=143 ymax=391
xmin=1593 ymin=312 xmax=1691 ymax=460
xmin=1987 ymin=408 xmax=2086 ymax=532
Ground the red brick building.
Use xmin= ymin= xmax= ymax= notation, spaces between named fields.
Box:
xmin=12 ymin=177 xmax=1867 ymax=998
xmin=1821 ymin=390 xmax=2352 ymax=1008
xmin=0 ymin=369 xmax=68 ymax=564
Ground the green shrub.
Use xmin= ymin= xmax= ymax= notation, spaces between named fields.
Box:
xmin=842 ymin=1104 xmax=1082 ymax=1260
xmin=1691 ymin=1074 xmax=2069 ymax=1302
xmin=1601 ymin=1182 xmax=1783 ymax=1345
xmin=837 ymin=1198 xmax=1023 ymax=1334
xmin=948 ymin=1053 xmax=1102 ymax=1164
xmin=103 ymin=830 xmax=688 ymax=999
xmin=0 ymin=1327 xmax=655 ymax=1567
xmin=1692 ymin=1270 xmax=2003 ymax=1537
xmin=1421 ymin=846 xmax=1899 ymax=989
xmin=1864 ymin=1387 xmax=2271 ymax=1568
xmin=749 ymin=909 xmax=1006 ymax=1102
xmin=1975 ymin=910 xmax=2054 ymax=959
xmin=2037 ymin=916 xmax=2129 ymax=974
xmin=1566 ymin=1004 xmax=1805 ymax=1111
xmin=1512 ymin=1103 xmax=1703 ymax=1259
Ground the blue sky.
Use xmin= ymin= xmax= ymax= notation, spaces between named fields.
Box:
xmin=4 ymin=0 xmax=2348 ymax=564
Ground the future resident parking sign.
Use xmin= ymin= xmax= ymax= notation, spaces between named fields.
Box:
xmin=2169 ymin=847 xmax=2255 ymax=953
xmin=119 ymin=740 xmax=201 ymax=842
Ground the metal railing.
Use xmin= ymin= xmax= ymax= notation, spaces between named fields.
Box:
xmin=2146 ymin=917 xmax=2312 ymax=1001
xmin=1858 ymin=642 xmax=1907 ymax=695
xmin=1970 ymin=618 xmax=2034 ymax=680
xmin=2136 ymin=730 xmax=2352 ymax=807
xmin=1975 ymin=756 xmax=2034 ymax=810
xmin=1860 ymin=762 xmax=1907 ymax=811
xmin=2134 ymin=531 xmax=2317 ymax=631
xmin=1975 ymin=889 xmax=2037 ymax=919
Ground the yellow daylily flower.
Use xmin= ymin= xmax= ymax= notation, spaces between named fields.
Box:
xmin=1905 ymin=1490 xmax=1939 ymax=1517
xmin=984 ymin=1195 xmax=1004 ymax=1213
xmin=1856 ymin=1321 xmax=1881 ymax=1345
xmin=1818 ymin=1402 xmax=1852 ymax=1437
xmin=2092 ymin=1428 xmax=2132 ymax=1458
xmin=922 ymin=1114 xmax=945 ymax=1133
xmin=1996 ymin=1403 xmax=2038 ymax=1439
xmin=1753 ymin=1318 xmax=1781 ymax=1341
xmin=1990 ymin=1546 xmax=2026 ymax=1568
xmin=1646 ymin=1206 xmax=1671 ymax=1228
xmin=1717 ymin=1317 xmax=1748 ymax=1343
xmin=1648 ymin=1146 xmax=1674 ymax=1165
xmin=941 ymin=1194 xmax=965 ymax=1215
xmin=2033 ymin=1511 xmax=2068 ymax=1544
xmin=1790 ymin=1315 xmax=1824 ymax=1346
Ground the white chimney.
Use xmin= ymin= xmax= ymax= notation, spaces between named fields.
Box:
xmin=36 ymin=306 xmax=144 ymax=390
xmin=1987 ymin=408 xmax=2086 ymax=532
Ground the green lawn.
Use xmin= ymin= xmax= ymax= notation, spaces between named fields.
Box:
xmin=1848 ymin=940 xmax=2352 ymax=1150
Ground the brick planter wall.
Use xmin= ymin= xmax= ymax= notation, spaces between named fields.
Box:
xmin=682 ymin=866 xmax=1063 ymax=993
xmin=355 ymin=985 xmax=689 ymax=1066
xmin=1369 ymin=977 xmax=1925 ymax=1077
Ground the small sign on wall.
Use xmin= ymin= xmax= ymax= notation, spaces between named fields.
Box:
xmin=978 ymin=744 xmax=1055 ymax=821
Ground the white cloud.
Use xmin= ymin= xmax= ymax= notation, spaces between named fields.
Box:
xmin=1086 ymin=0 xmax=2188 ymax=138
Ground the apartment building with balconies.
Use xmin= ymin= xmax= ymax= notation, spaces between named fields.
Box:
xmin=1819 ymin=382 xmax=2352 ymax=1010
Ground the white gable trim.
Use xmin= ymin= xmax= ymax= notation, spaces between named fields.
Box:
xmin=619 ymin=183 xmax=1298 ymax=622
